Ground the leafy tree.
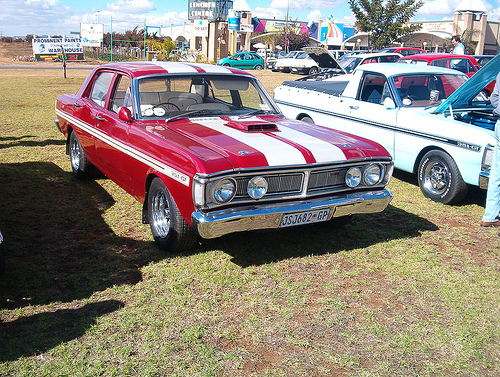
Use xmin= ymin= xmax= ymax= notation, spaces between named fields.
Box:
xmin=349 ymin=0 xmax=423 ymax=50
xmin=145 ymin=38 xmax=177 ymax=60
xmin=274 ymin=22 xmax=311 ymax=52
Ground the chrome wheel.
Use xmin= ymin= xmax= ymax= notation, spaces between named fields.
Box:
xmin=70 ymin=135 xmax=82 ymax=171
xmin=151 ymin=190 xmax=171 ymax=238
xmin=422 ymin=160 xmax=449 ymax=196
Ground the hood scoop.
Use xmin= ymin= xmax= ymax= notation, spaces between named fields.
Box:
xmin=226 ymin=119 xmax=279 ymax=132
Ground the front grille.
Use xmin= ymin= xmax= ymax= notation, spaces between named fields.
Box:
xmin=308 ymin=168 xmax=347 ymax=191
xmin=235 ymin=173 xmax=303 ymax=197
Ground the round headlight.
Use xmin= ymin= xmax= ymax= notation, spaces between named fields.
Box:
xmin=248 ymin=176 xmax=268 ymax=199
xmin=364 ymin=164 xmax=382 ymax=186
xmin=213 ymin=178 xmax=236 ymax=203
xmin=346 ymin=167 xmax=362 ymax=188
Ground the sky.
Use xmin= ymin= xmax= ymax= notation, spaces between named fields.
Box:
xmin=0 ymin=0 xmax=499 ymax=38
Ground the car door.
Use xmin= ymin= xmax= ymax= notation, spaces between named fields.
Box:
xmin=341 ymin=72 xmax=397 ymax=156
xmin=92 ymin=72 xmax=134 ymax=190
xmin=231 ymin=53 xmax=246 ymax=69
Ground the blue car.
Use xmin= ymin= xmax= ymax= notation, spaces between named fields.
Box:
xmin=217 ymin=52 xmax=264 ymax=70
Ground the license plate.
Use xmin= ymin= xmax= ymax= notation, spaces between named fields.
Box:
xmin=280 ymin=208 xmax=331 ymax=228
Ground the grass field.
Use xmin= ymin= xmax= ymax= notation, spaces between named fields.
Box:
xmin=0 ymin=62 xmax=500 ymax=376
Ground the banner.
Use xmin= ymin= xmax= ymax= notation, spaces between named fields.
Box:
xmin=193 ymin=20 xmax=209 ymax=37
xmin=81 ymin=23 xmax=104 ymax=47
xmin=32 ymin=37 xmax=84 ymax=61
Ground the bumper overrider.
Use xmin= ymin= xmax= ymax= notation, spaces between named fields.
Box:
xmin=192 ymin=189 xmax=393 ymax=239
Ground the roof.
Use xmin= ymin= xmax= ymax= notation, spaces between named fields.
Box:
xmin=93 ymin=61 xmax=254 ymax=79
xmin=355 ymin=62 xmax=467 ymax=77
xmin=455 ymin=0 xmax=488 ymax=13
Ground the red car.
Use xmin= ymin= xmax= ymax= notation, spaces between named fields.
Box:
xmin=398 ymin=53 xmax=495 ymax=95
xmin=378 ymin=47 xmax=425 ymax=56
xmin=55 ymin=62 xmax=394 ymax=252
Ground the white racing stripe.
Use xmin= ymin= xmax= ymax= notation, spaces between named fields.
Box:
xmin=277 ymin=125 xmax=347 ymax=162
xmin=194 ymin=118 xmax=308 ymax=165
xmin=56 ymin=109 xmax=190 ymax=186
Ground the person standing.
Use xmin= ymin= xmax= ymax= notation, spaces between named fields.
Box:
xmin=451 ymin=36 xmax=466 ymax=54
xmin=481 ymin=72 xmax=500 ymax=228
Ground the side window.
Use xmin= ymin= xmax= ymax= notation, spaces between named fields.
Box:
xmin=450 ymin=58 xmax=473 ymax=73
xmin=89 ymin=71 xmax=114 ymax=107
xmin=430 ymin=59 xmax=447 ymax=68
xmin=359 ymin=73 xmax=387 ymax=105
xmin=109 ymin=75 xmax=132 ymax=113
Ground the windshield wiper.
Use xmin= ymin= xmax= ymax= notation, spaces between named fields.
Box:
xmin=166 ymin=109 xmax=223 ymax=123
xmin=238 ymin=109 xmax=273 ymax=119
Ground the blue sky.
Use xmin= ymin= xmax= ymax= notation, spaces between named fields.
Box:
xmin=0 ymin=0 xmax=498 ymax=37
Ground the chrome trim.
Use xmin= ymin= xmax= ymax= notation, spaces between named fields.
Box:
xmin=192 ymin=189 xmax=393 ymax=239
xmin=54 ymin=118 xmax=62 ymax=133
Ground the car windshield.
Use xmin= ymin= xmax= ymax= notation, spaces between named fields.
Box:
xmin=391 ymin=73 xmax=470 ymax=107
xmin=136 ymin=74 xmax=280 ymax=119
xmin=339 ymin=56 xmax=363 ymax=73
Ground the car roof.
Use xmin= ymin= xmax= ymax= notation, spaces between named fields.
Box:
xmin=399 ymin=53 xmax=477 ymax=61
xmin=356 ymin=62 xmax=466 ymax=77
xmin=344 ymin=52 xmax=402 ymax=58
xmin=92 ymin=61 xmax=255 ymax=79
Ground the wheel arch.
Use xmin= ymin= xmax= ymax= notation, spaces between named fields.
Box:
xmin=297 ymin=113 xmax=314 ymax=122
xmin=413 ymin=145 xmax=448 ymax=173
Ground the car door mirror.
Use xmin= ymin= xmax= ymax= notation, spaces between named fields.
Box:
xmin=383 ymin=97 xmax=396 ymax=109
xmin=118 ymin=107 xmax=133 ymax=122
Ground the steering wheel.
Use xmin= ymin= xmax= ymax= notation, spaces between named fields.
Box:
xmin=154 ymin=102 xmax=180 ymax=111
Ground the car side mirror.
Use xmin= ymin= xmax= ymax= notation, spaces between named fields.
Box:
xmin=118 ymin=107 xmax=133 ymax=122
xmin=383 ymin=97 xmax=396 ymax=109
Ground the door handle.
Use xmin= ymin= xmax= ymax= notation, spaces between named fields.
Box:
xmin=349 ymin=105 xmax=359 ymax=110
xmin=95 ymin=115 xmax=105 ymax=122
xmin=73 ymin=102 xmax=81 ymax=108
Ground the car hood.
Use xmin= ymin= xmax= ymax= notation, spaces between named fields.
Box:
xmin=302 ymin=47 xmax=347 ymax=74
xmin=160 ymin=115 xmax=389 ymax=170
xmin=432 ymin=53 xmax=500 ymax=114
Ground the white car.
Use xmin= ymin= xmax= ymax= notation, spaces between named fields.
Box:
xmin=273 ymin=50 xmax=306 ymax=73
xmin=274 ymin=58 xmax=500 ymax=204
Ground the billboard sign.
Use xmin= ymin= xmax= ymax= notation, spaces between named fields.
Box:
xmin=81 ymin=23 xmax=104 ymax=47
xmin=193 ymin=20 xmax=209 ymax=37
xmin=32 ymin=37 xmax=84 ymax=61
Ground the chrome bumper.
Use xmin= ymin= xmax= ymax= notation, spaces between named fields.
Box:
xmin=192 ymin=189 xmax=393 ymax=239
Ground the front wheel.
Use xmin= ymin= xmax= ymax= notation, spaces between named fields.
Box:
xmin=308 ymin=66 xmax=319 ymax=75
xmin=418 ymin=150 xmax=468 ymax=204
xmin=147 ymin=178 xmax=196 ymax=252
xmin=255 ymin=65 xmax=263 ymax=70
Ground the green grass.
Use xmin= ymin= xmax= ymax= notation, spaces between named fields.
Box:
xmin=0 ymin=67 xmax=499 ymax=376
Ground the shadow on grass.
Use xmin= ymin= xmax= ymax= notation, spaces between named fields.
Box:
xmin=0 ymin=135 xmax=66 ymax=150
xmin=0 ymin=162 xmax=160 ymax=309
xmin=393 ymin=169 xmax=487 ymax=207
xmin=0 ymin=300 xmax=123 ymax=362
xmin=197 ymin=203 xmax=438 ymax=267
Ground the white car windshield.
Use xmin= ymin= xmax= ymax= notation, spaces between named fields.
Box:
xmin=391 ymin=73 xmax=469 ymax=107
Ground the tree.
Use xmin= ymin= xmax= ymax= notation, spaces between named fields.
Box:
xmin=349 ymin=0 xmax=424 ymax=50
xmin=274 ymin=22 xmax=311 ymax=52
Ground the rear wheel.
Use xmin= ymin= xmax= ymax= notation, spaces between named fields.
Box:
xmin=69 ymin=131 xmax=94 ymax=178
xmin=255 ymin=65 xmax=263 ymax=70
xmin=418 ymin=150 xmax=468 ymax=204
xmin=300 ymin=116 xmax=314 ymax=124
xmin=147 ymin=178 xmax=196 ymax=252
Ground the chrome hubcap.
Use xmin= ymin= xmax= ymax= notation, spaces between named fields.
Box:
xmin=70 ymin=137 xmax=81 ymax=170
xmin=423 ymin=161 xmax=449 ymax=195
xmin=152 ymin=191 xmax=170 ymax=238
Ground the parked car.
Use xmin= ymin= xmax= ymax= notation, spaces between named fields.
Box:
xmin=474 ymin=54 xmax=495 ymax=67
xmin=397 ymin=53 xmax=495 ymax=96
xmin=266 ymin=51 xmax=286 ymax=70
xmin=217 ymin=52 xmax=264 ymax=70
xmin=273 ymin=50 xmax=305 ymax=72
xmin=274 ymin=59 xmax=500 ymax=204
xmin=295 ymin=47 xmax=402 ymax=81
xmin=378 ymin=47 xmax=425 ymax=56
xmin=290 ymin=53 xmax=320 ymax=75
xmin=55 ymin=62 xmax=394 ymax=252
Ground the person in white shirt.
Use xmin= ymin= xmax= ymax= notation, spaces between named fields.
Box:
xmin=451 ymin=36 xmax=466 ymax=54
